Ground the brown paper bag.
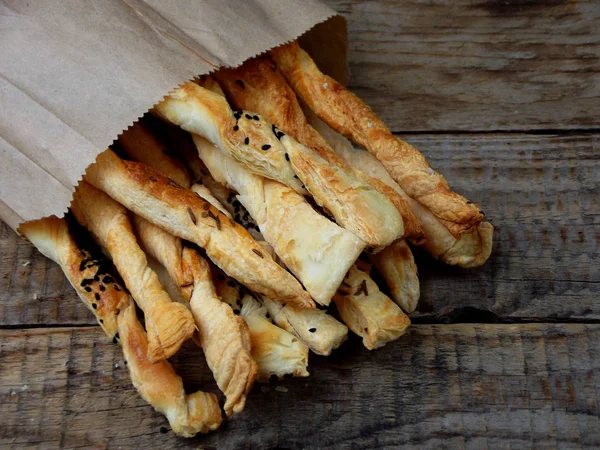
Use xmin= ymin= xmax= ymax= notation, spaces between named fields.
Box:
xmin=0 ymin=0 xmax=348 ymax=231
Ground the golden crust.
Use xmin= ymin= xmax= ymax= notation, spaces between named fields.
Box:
xmin=182 ymin=248 xmax=257 ymax=416
xmin=369 ymin=240 xmax=420 ymax=314
xmin=217 ymin=57 xmax=423 ymax=244
xmin=20 ymin=217 xmax=222 ymax=436
xmin=71 ymin=181 xmax=196 ymax=362
xmin=312 ymin=113 xmax=493 ymax=268
xmin=259 ymin=295 xmax=348 ymax=356
xmin=84 ymin=149 xmax=313 ymax=308
xmin=334 ymin=265 xmax=411 ymax=350
xmin=158 ymin=80 xmax=402 ymax=248
xmin=213 ymin=272 xmax=310 ymax=382
xmin=119 ymin=301 xmax=223 ymax=436
xmin=193 ymin=134 xmax=365 ymax=305
xmin=19 ymin=216 xmax=129 ymax=340
xmin=270 ymin=41 xmax=484 ymax=237
xmin=155 ymin=82 xmax=304 ymax=193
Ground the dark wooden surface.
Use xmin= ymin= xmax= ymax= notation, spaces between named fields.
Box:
xmin=1 ymin=0 xmax=599 ymax=448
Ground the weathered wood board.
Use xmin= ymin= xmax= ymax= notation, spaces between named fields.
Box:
xmin=1 ymin=324 xmax=598 ymax=449
xmin=2 ymin=133 xmax=598 ymax=327
xmin=326 ymin=0 xmax=600 ymax=132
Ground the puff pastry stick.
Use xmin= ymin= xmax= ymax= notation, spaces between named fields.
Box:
xmin=84 ymin=149 xmax=313 ymax=308
xmin=310 ymin=113 xmax=493 ymax=268
xmin=193 ymin=134 xmax=364 ymax=305
xmin=71 ymin=181 xmax=196 ymax=362
xmin=119 ymin=130 xmax=258 ymax=415
xmin=214 ymin=274 xmax=310 ymax=381
xmin=155 ymin=81 xmax=402 ymax=248
xmin=369 ymin=240 xmax=420 ymax=314
xmin=334 ymin=264 xmax=410 ymax=350
xmin=259 ymin=295 xmax=348 ymax=356
xmin=270 ymin=41 xmax=484 ymax=238
xmin=182 ymin=248 xmax=257 ymax=415
xmin=19 ymin=217 xmax=222 ymax=436
xmin=216 ymin=58 xmax=423 ymax=244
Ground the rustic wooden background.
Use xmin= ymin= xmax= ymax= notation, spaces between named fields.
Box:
xmin=1 ymin=0 xmax=599 ymax=448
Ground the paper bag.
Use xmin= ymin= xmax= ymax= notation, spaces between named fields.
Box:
xmin=0 ymin=0 xmax=348 ymax=231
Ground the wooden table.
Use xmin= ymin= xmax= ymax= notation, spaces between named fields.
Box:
xmin=1 ymin=1 xmax=599 ymax=448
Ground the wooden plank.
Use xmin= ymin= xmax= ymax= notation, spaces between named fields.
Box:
xmin=1 ymin=133 xmax=597 ymax=326
xmin=324 ymin=0 xmax=600 ymax=132
xmin=1 ymin=324 xmax=598 ymax=449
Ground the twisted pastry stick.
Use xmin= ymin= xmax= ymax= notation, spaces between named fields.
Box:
xmin=213 ymin=274 xmax=309 ymax=381
xmin=83 ymin=149 xmax=313 ymax=308
xmin=310 ymin=112 xmax=493 ymax=268
xmin=155 ymin=80 xmax=402 ymax=248
xmin=20 ymin=217 xmax=222 ymax=436
xmin=333 ymin=262 xmax=411 ymax=350
xmin=71 ymin=181 xmax=196 ymax=362
xmin=216 ymin=57 xmax=423 ymax=244
xmin=270 ymin=41 xmax=485 ymax=238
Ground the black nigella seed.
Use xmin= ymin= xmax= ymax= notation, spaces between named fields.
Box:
xmin=266 ymin=313 xmax=270 ymax=319
xmin=95 ymin=293 xmax=100 ymax=301
xmin=160 ymin=427 xmax=169 ymax=434
xmin=248 ymin=223 xmax=255 ymax=229
xmin=233 ymin=125 xmax=239 ymax=131
xmin=245 ymin=113 xmax=252 ymax=120
xmin=309 ymin=328 xmax=316 ymax=333
xmin=233 ymin=200 xmax=241 ymax=207
xmin=227 ymin=280 xmax=236 ymax=288
xmin=103 ymin=276 xmax=114 ymax=284
xmin=113 ymin=333 xmax=119 ymax=344
xmin=285 ymin=153 xmax=290 ymax=161
xmin=261 ymin=144 xmax=271 ymax=150
xmin=244 ymin=137 xmax=250 ymax=145
xmin=294 ymin=175 xmax=299 ymax=179
xmin=253 ymin=115 xmax=259 ymax=121
xmin=233 ymin=309 xmax=240 ymax=315
xmin=84 ymin=286 xmax=92 ymax=292
xmin=94 ymin=275 xmax=99 ymax=281
xmin=235 ymin=214 xmax=240 ymax=221
xmin=466 ymin=201 xmax=473 ymax=204
xmin=99 ymin=285 xmax=105 ymax=291
xmin=99 ymin=319 xmax=104 ymax=323
xmin=92 ymin=303 xmax=97 ymax=309
xmin=235 ymin=79 xmax=245 ymax=89
xmin=277 ymin=131 xmax=285 ymax=139
xmin=80 ymin=278 xmax=94 ymax=287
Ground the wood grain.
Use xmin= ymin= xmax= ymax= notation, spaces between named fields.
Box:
xmin=1 ymin=324 xmax=598 ymax=449
xmin=323 ymin=0 xmax=600 ymax=132
xmin=2 ymin=133 xmax=597 ymax=327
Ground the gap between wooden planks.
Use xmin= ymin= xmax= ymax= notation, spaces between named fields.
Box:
xmin=1 ymin=324 xmax=598 ymax=449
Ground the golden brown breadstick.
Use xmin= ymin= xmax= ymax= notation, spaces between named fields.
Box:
xmin=310 ymin=112 xmax=493 ymax=268
xmin=83 ymin=149 xmax=314 ymax=308
xmin=369 ymin=240 xmax=420 ymax=314
xmin=213 ymin=270 xmax=310 ymax=382
xmin=182 ymin=248 xmax=257 ymax=415
xmin=270 ymin=41 xmax=485 ymax=238
xmin=119 ymin=301 xmax=223 ymax=436
xmin=333 ymin=264 xmax=410 ymax=350
xmin=155 ymin=80 xmax=403 ymax=248
xmin=192 ymin=134 xmax=364 ymax=306
xmin=20 ymin=217 xmax=222 ymax=436
xmin=216 ymin=57 xmax=423 ymax=244
xmin=71 ymin=181 xmax=196 ymax=362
